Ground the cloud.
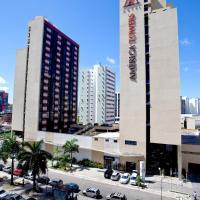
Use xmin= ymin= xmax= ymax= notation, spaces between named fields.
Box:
xmin=180 ymin=39 xmax=192 ymax=46
xmin=183 ymin=66 xmax=189 ymax=72
xmin=106 ymin=57 xmax=115 ymax=65
xmin=0 ymin=76 xmax=6 ymax=85
xmin=0 ymin=86 xmax=9 ymax=92
xmin=0 ymin=76 xmax=9 ymax=92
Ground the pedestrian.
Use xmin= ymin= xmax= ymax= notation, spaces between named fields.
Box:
xmin=193 ymin=191 xmax=197 ymax=200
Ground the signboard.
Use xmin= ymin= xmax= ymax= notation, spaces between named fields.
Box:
xmin=128 ymin=13 xmax=137 ymax=81
xmin=124 ymin=0 xmax=139 ymax=7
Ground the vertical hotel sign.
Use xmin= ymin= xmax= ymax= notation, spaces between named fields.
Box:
xmin=124 ymin=0 xmax=138 ymax=82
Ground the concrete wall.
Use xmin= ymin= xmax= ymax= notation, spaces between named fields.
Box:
xmin=151 ymin=0 xmax=166 ymax=10
xmin=120 ymin=0 xmax=146 ymax=157
xmin=12 ymin=48 xmax=27 ymax=132
xmin=149 ymin=8 xmax=181 ymax=145
xmin=24 ymin=16 xmax=44 ymax=141
xmin=182 ymin=144 xmax=200 ymax=171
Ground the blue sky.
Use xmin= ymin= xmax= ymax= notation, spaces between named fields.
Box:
xmin=0 ymin=0 xmax=199 ymax=103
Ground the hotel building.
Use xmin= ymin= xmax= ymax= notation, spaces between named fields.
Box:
xmin=119 ymin=0 xmax=181 ymax=175
xmin=79 ymin=64 xmax=115 ymax=125
xmin=12 ymin=16 xmax=79 ymax=141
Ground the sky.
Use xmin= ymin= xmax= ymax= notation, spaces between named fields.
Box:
xmin=0 ymin=0 xmax=199 ymax=103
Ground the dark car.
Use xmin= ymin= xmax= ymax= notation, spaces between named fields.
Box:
xmin=37 ymin=176 xmax=50 ymax=184
xmin=2 ymin=194 xmax=25 ymax=200
xmin=64 ymin=183 xmax=80 ymax=193
xmin=0 ymin=164 xmax=5 ymax=171
xmin=104 ymin=169 xmax=113 ymax=179
xmin=106 ymin=192 xmax=127 ymax=200
xmin=82 ymin=187 xmax=101 ymax=198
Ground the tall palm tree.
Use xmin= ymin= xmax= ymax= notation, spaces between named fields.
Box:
xmin=0 ymin=135 xmax=21 ymax=185
xmin=18 ymin=140 xmax=52 ymax=191
xmin=62 ymin=138 xmax=79 ymax=169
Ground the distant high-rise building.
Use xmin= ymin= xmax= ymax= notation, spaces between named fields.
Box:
xmin=189 ymin=98 xmax=199 ymax=115
xmin=12 ymin=16 xmax=79 ymax=141
xmin=0 ymin=91 xmax=8 ymax=113
xmin=182 ymin=96 xmax=190 ymax=114
xmin=79 ymin=64 xmax=115 ymax=125
xmin=115 ymin=92 xmax=120 ymax=123
xmin=180 ymin=96 xmax=186 ymax=114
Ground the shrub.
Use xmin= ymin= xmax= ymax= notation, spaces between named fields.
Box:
xmin=78 ymin=159 xmax=103 ymax=169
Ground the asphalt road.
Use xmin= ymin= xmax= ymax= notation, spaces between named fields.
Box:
xmin=47 ymin=170 xmax=174 ymax=200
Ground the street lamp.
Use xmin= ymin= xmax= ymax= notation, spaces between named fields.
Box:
xmin=158 ymin=167 xmax=163 ymax=200
xmin=10 ymin=152 xmax=16 ymax=185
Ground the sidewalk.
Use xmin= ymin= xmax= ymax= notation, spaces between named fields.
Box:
xmin=49 ymin=166 xmax=199 ymax=200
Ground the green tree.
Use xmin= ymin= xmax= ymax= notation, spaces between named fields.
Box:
xmin=62 ymin=138 xmax=79 ymax=169
xmin=58 ymin=154 xmax=70 ymax=170
xmin=136 ymin=175 xmax=143 ymax=187
xmin=18 ymin=140 xmax=52 ymax=191
xmin=52 ymin=146 xmax=62 ymax=167
xmin=0 ymin=135 xmax=21 ymax=185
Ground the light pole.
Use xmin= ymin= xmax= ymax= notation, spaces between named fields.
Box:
xmin=10 ymin=152 xmax=16 ymax=185
xmin=158 ymin=167 xmax=163 ymax=200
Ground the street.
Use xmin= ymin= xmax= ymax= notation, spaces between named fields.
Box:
xmin=47 ymin=169 xmax=174 ymax=200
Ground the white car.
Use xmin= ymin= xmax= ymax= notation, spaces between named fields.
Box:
xmin=130 ymin=172 xmax=138 ymax=185
xmin=119 ymin=173 xmax=130 ymax=184
xmin=111 ymin=171 xmax=121 ymax=181
xmin=0 ymin=189 xmax=9 ymax=199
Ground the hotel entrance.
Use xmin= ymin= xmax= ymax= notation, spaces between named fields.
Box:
xmin=104 ymin=156 xmax=115 ymax=169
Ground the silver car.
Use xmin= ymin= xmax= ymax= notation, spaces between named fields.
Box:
xmin=82 ymin=187 xmax=100 ymax=198
xmin=111 ymin=171 xmax=121 ymax=181
xmin=49 ymin=179 xmax=63 ymax=187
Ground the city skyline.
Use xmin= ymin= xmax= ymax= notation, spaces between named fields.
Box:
xmin=0 ymin=0 xmax=199 ymax=103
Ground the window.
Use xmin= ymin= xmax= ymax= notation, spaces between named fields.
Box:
xmin=114 ymin=140 xmax=118 ymax=143
xmin=125 ymin=140 xmax=137 ymax=145
xmin=105 ymin=139 xmax=109 ymax=142
xmin=94 ymin=138 xmax=98 ymax=141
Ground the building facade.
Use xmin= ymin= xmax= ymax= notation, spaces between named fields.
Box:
xmin=120 ymin=0 xmax=181 ymax=175
xmin=0 ymin=91 xmax=8 ymax=113
xmin=12 ymin=16 xmax=79 ymax=141
xmin=115 ymin=92 xmax=120 ymax=123
xmin=79 ymin=64 xmax=115 ymax=125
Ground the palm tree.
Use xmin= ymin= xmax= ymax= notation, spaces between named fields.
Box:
xmin=52 ymin=146 xmax=62 ymax=167
xmin=18 ymin=140 xmax=52 ymax=191
xmin=0 ymin=135 xmax=21 ymax=185
xmin=62 ymin=138 xmax=79 ymax=169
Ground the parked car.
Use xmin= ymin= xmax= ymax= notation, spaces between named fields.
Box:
xmin=2 ymin=166 xmax=11 ymax=174
xmin=130 ymin=172 xmax=137 ymax=185
xmin=104 ymin=169 xmax=113 ymax=179
xmin=2 ymin=194 xmax=25 ymax=200
xmin=82 ymin=187 xmax=101 ymax=198
xmin=0 ymin=164 xmax=5 ymax=171
xmin=119 ymin=173 xmax=130 ymax=184
xmin=106 ymin=192 xmax=127 ymax=200
xmin=24 ymin=171 xmax=33 ymax=180
xmin=13 ymin=168 xmax=23 ymax=177
xmin=49 ymin=179 xmax=63 ymax=187
xmin=0 ymin=189 xmax=8 ymax=199
xmin=111 ymin=171 xmax=121 ymax=181
xmin=37 ymin=176 xmax=50 ymax=184
xmin=64 ymin=183 xmax=80 ymax=193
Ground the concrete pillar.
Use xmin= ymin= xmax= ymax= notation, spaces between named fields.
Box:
xmin=177 ymin=145 xmax=182 ymax=179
